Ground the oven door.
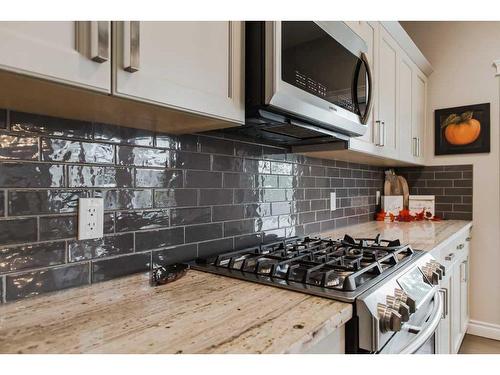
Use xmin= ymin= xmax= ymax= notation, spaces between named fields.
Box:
xmin=378 ymin=288 xmax=443 ymax=354
xmin=265 ymin=21 xmax=373 ymax=137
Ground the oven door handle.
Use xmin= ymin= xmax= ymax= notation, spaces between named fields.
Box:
xmin=398 ymin=289 xmax=443 ymax=354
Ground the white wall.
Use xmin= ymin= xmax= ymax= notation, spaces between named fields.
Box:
xmin=401 ymin=21 xmax=500 ymax=334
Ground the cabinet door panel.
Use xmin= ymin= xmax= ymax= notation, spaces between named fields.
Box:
xmin=450 ymin=264 xmax=462 ymax=353
xmin=412 ymin=70 xmax=427 ymax=163
xmin=114 ymin=21 xmax=244 ymax=124
xmin=398 ymin=57 xmax=413 ymax=161
xmin=0 ymin=21 xmax=111 ymax=92
xmin=377 ymin=27 xmax=398 ymax=158
xmin=437 ymin=276 xmax=451 ymax=354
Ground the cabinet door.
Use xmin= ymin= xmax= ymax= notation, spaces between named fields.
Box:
xmin=397 ymin=56 xmax=413 ymax=162
xmin=450 ymin=262 xmax=462 ymax=353
xmin=460 ymin=257 xmax=470 ymax=333
xmin=113 ymin=21 xmax=244 ymax=124
xmin=412 ymin=69 xmax=427 ymax=164
xmin=0 ymin=21 xmax=111 ymax=92
xmin=437 ymin=276 xmax=451 ymax=354
xmin=376 ymin=26 xmax=399 ymax=159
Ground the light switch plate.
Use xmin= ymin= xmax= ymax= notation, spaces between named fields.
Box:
xmin=330 ymin=192 xmax=336 ymax=211
xmin=78 ymin=198 xmax=104 ymax=240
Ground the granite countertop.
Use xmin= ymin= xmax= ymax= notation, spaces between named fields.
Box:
xmin=0 ymin=220 xmax=471 ymax=354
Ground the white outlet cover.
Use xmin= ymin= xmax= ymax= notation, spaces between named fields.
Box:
xmin=78 ymin=198 xmax=104 ymax=240
xmin=330 ymin=192 xmax=336 ymax=211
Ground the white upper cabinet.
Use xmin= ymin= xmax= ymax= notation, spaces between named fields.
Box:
xmin=113 ymin=21 xmax=244 ymax=124
xmin=376 ymin=26 xmax=399 ymax=159
xmin=0 ymin=21 xmax=111 ymax=92
xmin=397 ymin=56 xmax=414 ymax=162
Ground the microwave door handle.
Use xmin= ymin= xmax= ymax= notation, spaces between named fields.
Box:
xmin=398 ymin=288 xmax=443 ymax=354
xmin=360 ymin=52 xmax=374 ymax=125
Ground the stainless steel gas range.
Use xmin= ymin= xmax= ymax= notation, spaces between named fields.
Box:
xmin=191 ymin=234 xmax=445 ymax=354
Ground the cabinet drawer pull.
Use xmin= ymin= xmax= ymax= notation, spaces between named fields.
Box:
xmin=91 ymin=21 xmax=109 ymax=63
xmin=412 ymin=137 xmax=417 ymax=157
xmin=444 ymin=253 xmax=455 ymax=261
xmin=417 ymin=137 xmax=421 ymax=157
xmin=466 ymin=237 xmax=472 ymax=242
xmin=380 ymin=121 xmax=386 ymax=147
xmin=456 ymin=243 xmax=464 ymax=250
xmin=124 ymin=21 xmax=140 ymax=73
xmin=439 ymin=287 xmax=449 ymax=318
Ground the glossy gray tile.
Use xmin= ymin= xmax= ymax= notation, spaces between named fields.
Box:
xmin=0 ymin=241 xmax=65 ymax=273
xmin=115 ymin=210 xmax=169 ymax=232
xmin=135 ymin=227 xmax=184 ymax=251
xmin=223 ymin=173 xmax=254 ymax=189
xmin=68 ymin=233 xmax=134 ymax=262
xmin=100 ymin=189 xmax=152 ymax=210
xmin=213 ymin=205 xmax=245 ymax=221
xmin=185 ymin=223 xmax=222 ymax=243
xmin=39 ymin=215 xmax=77 ymax=241
xmin=8 ymin=190 xmax=88 ymax=216
xmin=170 ymin=151 xmax=210 ymax=170
xmin=198 ymin=238 xmax=233 ymax=258
xmin=117 ymin=146 xmax=168 ymax=167
xmin=154 ymin=189 xmax=197 ymax=208
xmin=199 ymin=189 xmax=233 ymax=205
xmin=170 ymin=207 xmax=211 ymax=226
xmin=41 ymin=138 xmax=114 ymax=164
xmin=68 ymin=166 xmax=133 ymax=188
xmin=152 ymin=244 xmax=197 ymax=267
xmin=0 ymin=218 xmax=37 ymax=246
xmin=0 ymin=163 xmax=64 ymax=188
xmin=93 ymin=122 xmax=154 ymax=146
xmin=5 ymin=263 xmax=90 ymax=301
xmin=185 ymin=170 xmax=222 ymax=188
xmin=0 ymin=191 xmax=4 ymax=216
xmin=0 ymin=132 xmax=39 ymax=160
xmin=199 ymin=136 xmax=234 ymax=155
xmin=10 ymin=111 xmax=93 ymax=139
xmin=135 ymin=169 xmax=183 ymax=188
xmin=212 ymin=155 xmax=243 ymax=172
xmin=92 ymin=252 xmax=150 ymax=283
xmin=156 ymin=134 xmax=198 ymax=151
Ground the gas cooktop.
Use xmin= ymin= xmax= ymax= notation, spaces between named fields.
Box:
xmin=191 ymin=234 xmax=424 ymax=303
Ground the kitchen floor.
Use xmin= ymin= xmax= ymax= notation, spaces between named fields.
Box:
xmin=459 ymin=334 xmax=500 ymax=354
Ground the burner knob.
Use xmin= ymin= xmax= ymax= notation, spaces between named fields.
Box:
xmin=377 ymin=303 xmax=402 ymax=333
xmin=422 ymin=264 xmax=440 ymax=285
xmin=386 ymin=295 xmax=410 ymax=322
xmin=394 ymin=288 xmax=416 ymax=314
xmin=430 ymin=260 xmax=446 ymax=277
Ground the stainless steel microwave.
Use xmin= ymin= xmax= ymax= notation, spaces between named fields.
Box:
xmin=239 ymin=21 xmax=373 ymax=147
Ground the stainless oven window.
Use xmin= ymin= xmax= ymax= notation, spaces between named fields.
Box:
xmin=281 ymin=21 xmax=362 ymax=115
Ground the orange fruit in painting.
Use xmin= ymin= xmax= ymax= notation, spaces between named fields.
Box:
xmin=442 ymin=111 xmax=481 ymax=146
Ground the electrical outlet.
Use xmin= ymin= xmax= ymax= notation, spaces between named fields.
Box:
xmin=330 ymin=192 xmax=336 ymax=211
xmin=376 ymin=191 xmax=381 ymax=205
xmin=78 ymin=198 xmax=104 ymax=240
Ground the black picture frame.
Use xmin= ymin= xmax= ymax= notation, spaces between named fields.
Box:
xmin=434 ymin=103 xmax=490 ymax=155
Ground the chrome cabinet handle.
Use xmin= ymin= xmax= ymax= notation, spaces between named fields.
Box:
xmin=445 ymin=253 xmax=455 ymax=261
xmin=412 ymin=137 xmax=417 ymax=157
xmin=380 ymin=121 xmax=385 ymax=147
xmin=466 ymin=237 xmax=472 ymax=242
xmin=461 ymin=260 xmax=468 ymax=282
xmin=457 ymin=243 xmax=464 ymax=250
xmin=375 ymin=120 xmax=381 ymax=146
xmin=416 ymin=137 xmax=420 ymax=157
xmin=124 ymin=21 xmax=140 ymax=73
xmin=439 ymin=288 xmax=448 ymax=318
xmin=90 ymin=21 xmax=109 ymax=63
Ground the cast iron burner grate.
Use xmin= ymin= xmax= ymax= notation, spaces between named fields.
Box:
xmin=195 ymin=235 xmax=414 ymax=292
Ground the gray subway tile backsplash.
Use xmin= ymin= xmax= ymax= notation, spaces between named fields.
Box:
xmin=396 ymin=165 xmax=473 ymax=220
xmin=6 ymin=109 xmax=477 ymax=303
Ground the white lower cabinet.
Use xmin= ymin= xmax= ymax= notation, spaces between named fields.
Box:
xmin=0 ymin=21 xmax=111 ymax=92
xmin=435 ymin=228 xmax=471 ymax=354
xmin=113 ymin=21 xmax=244 ymax=124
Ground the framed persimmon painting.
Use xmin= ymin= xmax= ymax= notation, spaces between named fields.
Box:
xmin=435 ymin=103 xmax=490 ymax=155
